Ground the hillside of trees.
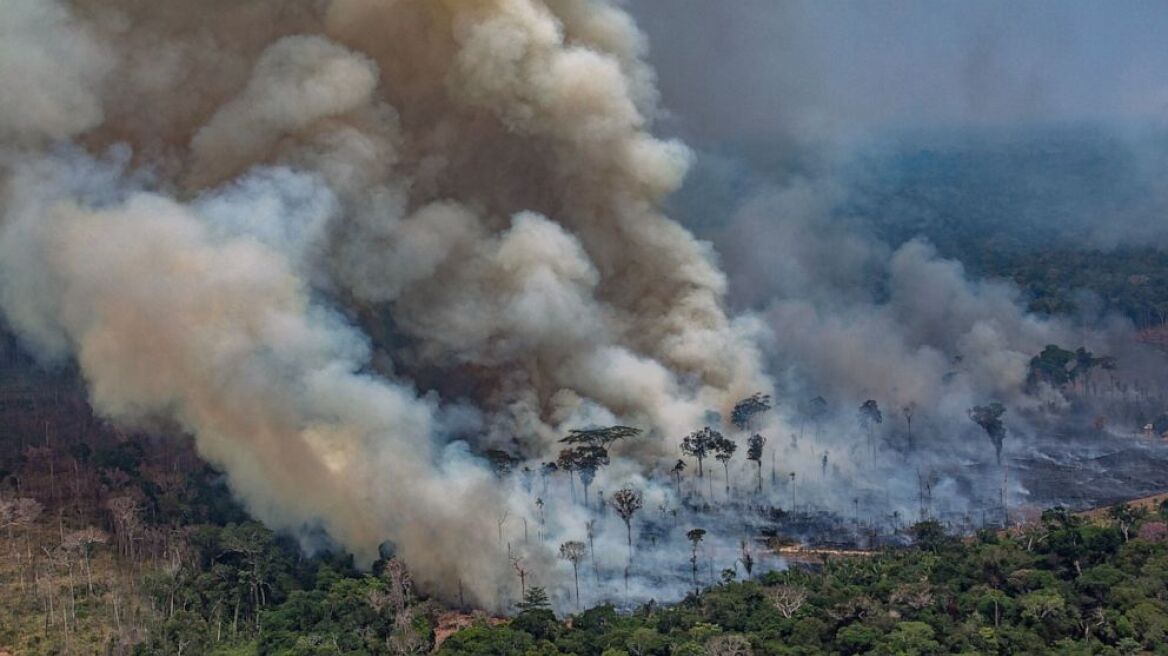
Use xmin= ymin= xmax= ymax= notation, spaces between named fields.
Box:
xmin=4 ymin=366 xmax=1168 ymax=655
xmin=0 ymin=367 xmax=445 ymax=655
xmin=440 ymin=505 xmax=1168 ymax=656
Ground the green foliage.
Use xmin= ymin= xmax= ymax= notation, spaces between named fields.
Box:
xmin=435 ymin=505 xmax=1168 ymax=656
xmin=437 ymin=625 xmax=534 ymax=656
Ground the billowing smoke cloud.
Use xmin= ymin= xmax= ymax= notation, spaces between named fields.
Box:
xmin=0 ymin=0 xmax=768 ymax=607
xmin=629 ymin=1 xmax=1168 ymax=526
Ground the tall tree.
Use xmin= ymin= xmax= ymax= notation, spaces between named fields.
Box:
xmin=610 ymin=488 xmax=644 ymax=559
xmin=560 ymin=426 xmax=642 ymax=447
xmin=1026 ymin=345 xmax=1077 ymax=389
xmin=681 ymin=427 xmax=721 ymax=482
xmin=485 ymin=449 xmax=520 ymax=478
xmin=686 ymin=529 xmax=706 ymax=592
xmin=510 ymin=555 xmax=529 ymax=598
xmin=539 ymin=462 xmax=557 ymax=494
xmin=555 ymin=449 xmax=579 ymax=503
xmin=859 ymin=399 xmax=883 ymax=460
xmin=969 ymin=403 xmax=1008 ymax=464
xmin=746 ymin=434 xmax=766 ymax=493
xmin=799 ymin=396 xmax=829 ymax=439
xmin=731 ymin=393 xmax=772 ymax=431
xmin=713 ymin=436 xmax=737 ymax=497
xmin=902 ymin=403 xmax=917 ymax=450
xmin=585 ymin=519 xmax=598 ymax=580
xmin=558 ymin=446 xmax=609 ymax=508
xmin=1072 ymin=347 xmax=1116 ymax=394
xmin=670 ymin=459 xmax=686 ymax=497
xmin=557 ymin=426 xmax=640 ymax=508
xmin=739 ymin=539 xmax=754 ymax=579
xmin=558 ymin=541 xmax=587 ymax=609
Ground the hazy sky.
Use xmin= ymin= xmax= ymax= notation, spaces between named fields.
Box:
xmin=626 ymin=1 xmax=1168 ymax=143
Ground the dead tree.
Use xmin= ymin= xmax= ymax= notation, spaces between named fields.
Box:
xmin=766 ymin=584 xmax=808 ymax=618
xmin=558 ymin=541 xmax=587 ymax=609
xmin=739 ymin=539 xmax=754 ymax=579
xmin=706 ymin=634 xmax=752 ymax=656
xmin=511 ymin=555 xmax=529 ymax=598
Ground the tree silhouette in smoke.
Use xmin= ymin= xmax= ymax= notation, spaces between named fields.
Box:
xmin=731 ymin=392 xmax=772 ymax=430
xmin=556 ymin=449 xmax=580 ymax=503
xmin=539 ymin=461 xmax=557 ymax=494
xmin=902 ymin=403 xmax=917 ymax=450
xmin=713 ymin=436 xmax=737 ymax=497
xmin=670 ymin=459 xmax=687 ymax=497
xmin=681 ymin=427 xmax=720 ymax=480
xmin=561 ymin=446 xmax=609 ymax=509
xmin=969 ymin=403 xmax=1008 ymax=465
xmin=799 ymin=396 xmax=829 ymax=439
xmin=610 ymin=487 xmax=643 ymax=566
xmin=485 ymin=449 xmax=521 ymax=478
xmin=557 ymin=426 xmax=641 ymax=508
xmin=746 ymin=434 xmax=766 ymax=493
xmin=558 ymin=541 xmax=587 ymax=609
xmin=1026 ymin=345 xmax=1077 ymax=389
xmin=859 ymin=399 xmax=883 ymax=460
xmin=561 ymin=426 xmax=642 ymax=447
xmin=686 ymin=528 xmax=706 ymax=592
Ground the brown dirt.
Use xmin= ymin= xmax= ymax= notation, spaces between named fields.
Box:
xmin=432 ymin=611 xmax=506 ymax=651
xmin=1077 ymin=492 xmax=1168 ymax=522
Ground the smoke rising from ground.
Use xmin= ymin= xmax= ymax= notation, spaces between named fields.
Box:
xmin=4 ymin=0 xmax=1168 ymax=613
xmin=624 ymin=1 xmax=1168 ymax=544
xmin=0 ymin=0 xmax=767 ymax=608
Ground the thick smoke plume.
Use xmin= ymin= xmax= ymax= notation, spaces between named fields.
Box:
xmin=0 ymin=0 xmax=767 ymax=607
xmin=632 ymin=1 xmax=1168 ymax=534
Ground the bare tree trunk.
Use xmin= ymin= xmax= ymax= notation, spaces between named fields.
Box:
xmin=82 ymin=547 xmax=93 ymax=596
xmin=572 ymin=564 xmax=580 ymax=609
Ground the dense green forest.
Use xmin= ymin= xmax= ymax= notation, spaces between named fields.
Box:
xmin=440 ymin=506 xmax=1168 ymax=656
xmin=959 ymin=248 xmax=1168 ymax=329
xmin=854 ymin=131 xmax=1168 ymax=330
xmin=5 ymin=387 xmax=1168 ymax=655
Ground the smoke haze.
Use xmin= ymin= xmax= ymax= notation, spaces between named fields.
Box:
xmin=2 ymin=0 xmax=1168 ymax=611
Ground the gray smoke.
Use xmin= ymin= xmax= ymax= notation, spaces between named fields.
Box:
xmin=626 ymin=0 xmax=1168 ymax=525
